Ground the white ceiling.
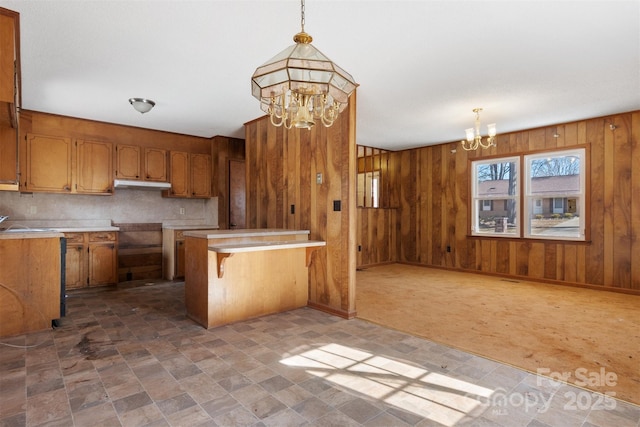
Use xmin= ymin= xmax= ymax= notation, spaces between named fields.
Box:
xmin=1 ymin=0 xmax=638 ymax=151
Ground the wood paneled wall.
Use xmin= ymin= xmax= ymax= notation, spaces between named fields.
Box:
xmin=211 ymin=135 xmax=245 ymax=229
xmin=356 ymin=207 xmax=397 ymax=267
xmin=244 ymin=98 xmax=357 ymax=318
xmin=393 ymin=110 xmax=640 ymax=292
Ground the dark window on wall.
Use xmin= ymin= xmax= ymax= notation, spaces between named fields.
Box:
xmin=357 ymin=145 xmax=390 ymax=208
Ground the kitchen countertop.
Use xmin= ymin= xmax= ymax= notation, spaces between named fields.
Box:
xmin=162 ymin=224 xmax=219 ymax=231
xmin=183 ymin=229 xmax=310 ymax=239
xmin=0 ymin=220 xmax=119 ymax=234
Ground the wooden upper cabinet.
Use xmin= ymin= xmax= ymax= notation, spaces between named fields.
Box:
xmin=76 ymin=139 xmax=113 ymax=194
xmin=24 ymin=133 xmax=113 ymax=195
xmin=144 ymin=147 xmax=167 ymax=181
xmin=0 ymin=126 xmax=17 ymax=187
xmin=167 ymin=150 xmax=189 ymax=197
xmin=0 ymin=13 xmax=16 ymax=105
xmin=115 ymin=144 xmax=167 ymax=182
xmin=115 ymin=144 xmax=141 ymax=179
xmin=191 ymin=153 xmax=212 ymax=198
xmin=25 ymin=133 xmax=72 ymax=193
xmin=0 ymin=8 xmax=19 ymax=129
xmin=164 ymin=151 xmax=211 ymax=198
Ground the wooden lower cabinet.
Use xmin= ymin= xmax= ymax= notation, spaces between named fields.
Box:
xmin=0 ymin=236 xmax=61 ymax=338
xmin=65 ymin=231 xmax=117 ymax=289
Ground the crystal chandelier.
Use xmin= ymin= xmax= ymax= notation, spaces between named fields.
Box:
xmin=251 ymin=0 xmax=357 ymax=129
xmin=461 ymin=108 xmax=497 ymax=151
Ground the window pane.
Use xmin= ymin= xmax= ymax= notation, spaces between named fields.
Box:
xmin=525 ymin=149 xmax=585 ymax=240
xmin=472 ymin=158 xmax=519 ymax=237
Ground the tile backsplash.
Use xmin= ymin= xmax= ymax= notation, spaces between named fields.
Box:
xmin=0 ymin=190 xmax=218 ymax=226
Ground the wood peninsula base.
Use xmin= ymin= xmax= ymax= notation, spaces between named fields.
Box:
xmin=184 ymin=229 xmax=325 ymax=329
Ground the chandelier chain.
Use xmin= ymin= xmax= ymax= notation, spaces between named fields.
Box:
xmin=300 ymin=0 xmax=305 ymax=32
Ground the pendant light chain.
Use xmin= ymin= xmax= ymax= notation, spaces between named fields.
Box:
xmin=300 ymin=0 xmax=305 ymax=33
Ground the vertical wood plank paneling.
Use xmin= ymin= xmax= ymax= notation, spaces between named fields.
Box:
xmin=326 ymin=123 xmax=343 ymax=308
xmin=585 ymin=118 xmax=605 ymax=285
xmin=495 ymin=240 xmax=509 ymax=274
xmin=603 ymin=118 xmax=615 ymax=286
xmin=431 ymin=148 xmax=443 ymax=265
xmin=419 ymin=148 xmax=433 ymax=264
xmin=544 ymin=243 xmax=557 ymax=280
xmin=399 ymin=150 xmax=417 ymax=262
xmin=612 ymin=114 xmax=633 ymax=288
xmin=443 ymin=145 xmax=457 ymax=268
xmin=632 ymin=112 xmax=640 ymax=289
xmin=455 ymin=145 xmax=469 ymax=268
xmin=564 ymin=244 xmax=577 ymax=283
xmin=555 ymin=245 xmax=565 ymax=281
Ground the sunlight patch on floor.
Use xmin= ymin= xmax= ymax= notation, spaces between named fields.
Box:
xmin=281 ymin=343 xmax=494 ymax=426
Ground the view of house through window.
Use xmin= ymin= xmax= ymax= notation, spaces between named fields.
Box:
xmin=471 ymin=147 xmax=586 ymax=241
xmin=524 ymin=149 xmax=585 ymax=240
xmin=471 ymin=156 xmax=520 ymax=236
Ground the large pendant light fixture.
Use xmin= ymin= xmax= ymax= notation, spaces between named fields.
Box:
xmin=251 ymin=0 xmax=358 ymax=129
xmin=461 ymin=108 xmax=497 ymax=151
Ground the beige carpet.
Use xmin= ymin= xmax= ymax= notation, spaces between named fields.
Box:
xmin=356 ymin=263 xmax=640 ymax=405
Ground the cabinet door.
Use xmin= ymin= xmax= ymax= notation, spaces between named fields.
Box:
xmin=115 ymin=144 xmax=140 ymax=179
xmin=89 ymin=243 xmax=117 ymax=286
xmin=190 ymin=153 xmax=212 ymax=198
xmin=25 ymin=133 xmax=72 ymax=192
xmin=0 ymin=13 xmax=15 ymax=105
xmin=65 ymin=245 xmax=86 ymax=289
xmin=145 ymin=148 xmax=167 ymax=181
xmin=0 ymin=126 xmax=17 ymax=185
xmin=76 ymin=139 xmax=113 ymax=194
xmin=168 ymin=151 xmax=189 ymax=197
xmin=175 ymin=239 xmax=185 ymax=279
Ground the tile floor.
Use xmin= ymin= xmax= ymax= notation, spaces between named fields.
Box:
xmin=1 ymin=281 xmax=638 ymax=427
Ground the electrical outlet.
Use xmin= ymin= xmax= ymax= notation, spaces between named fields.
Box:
xmin=179 ymin=207 xmax=185 ymax=215
xmin=316 ymin=173 xmax=323 ymax=184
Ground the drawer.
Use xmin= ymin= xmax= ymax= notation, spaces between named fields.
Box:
xmin=64 ymin=232 xmax=85 ymax=244
xmin=89 ymin=231 xmax=116 ymax=242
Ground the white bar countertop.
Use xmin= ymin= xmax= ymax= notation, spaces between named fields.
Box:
xmin=184 ymin=229 xmax=310 ymax=239
xmin=162 ymin=224 xmax=220 ymax=231
xmin=209 ymin=240 xmax=325 ymax=253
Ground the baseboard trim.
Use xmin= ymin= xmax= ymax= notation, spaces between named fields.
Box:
xmin=307 ymin=301 xmax=357 ymax=319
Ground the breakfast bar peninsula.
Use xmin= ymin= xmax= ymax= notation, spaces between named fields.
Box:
xmin=183 ymin=229 xmax=325 ymax=328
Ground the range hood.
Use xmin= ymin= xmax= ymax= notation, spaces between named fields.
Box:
xmin=113 ymin=179 xmax=172 ymax=190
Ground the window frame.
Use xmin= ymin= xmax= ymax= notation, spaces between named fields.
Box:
xmin=523 ymin=148 xmax=587 ymax=241
xmin=470 ymin=155 xmax=520 ymax=238
xmin=469 ymin=145 xmax=590 ymax=242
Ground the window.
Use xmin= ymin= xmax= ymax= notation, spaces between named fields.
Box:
xmin=471 ymin=156 xmax=519 ymax=236
xmin=471 ymin=147 xmax=587 ymax=241
xmin=357 ymin=145 xmax=389 ymax=208
xmin=524 ymin=148 xmax=585 ymax=240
